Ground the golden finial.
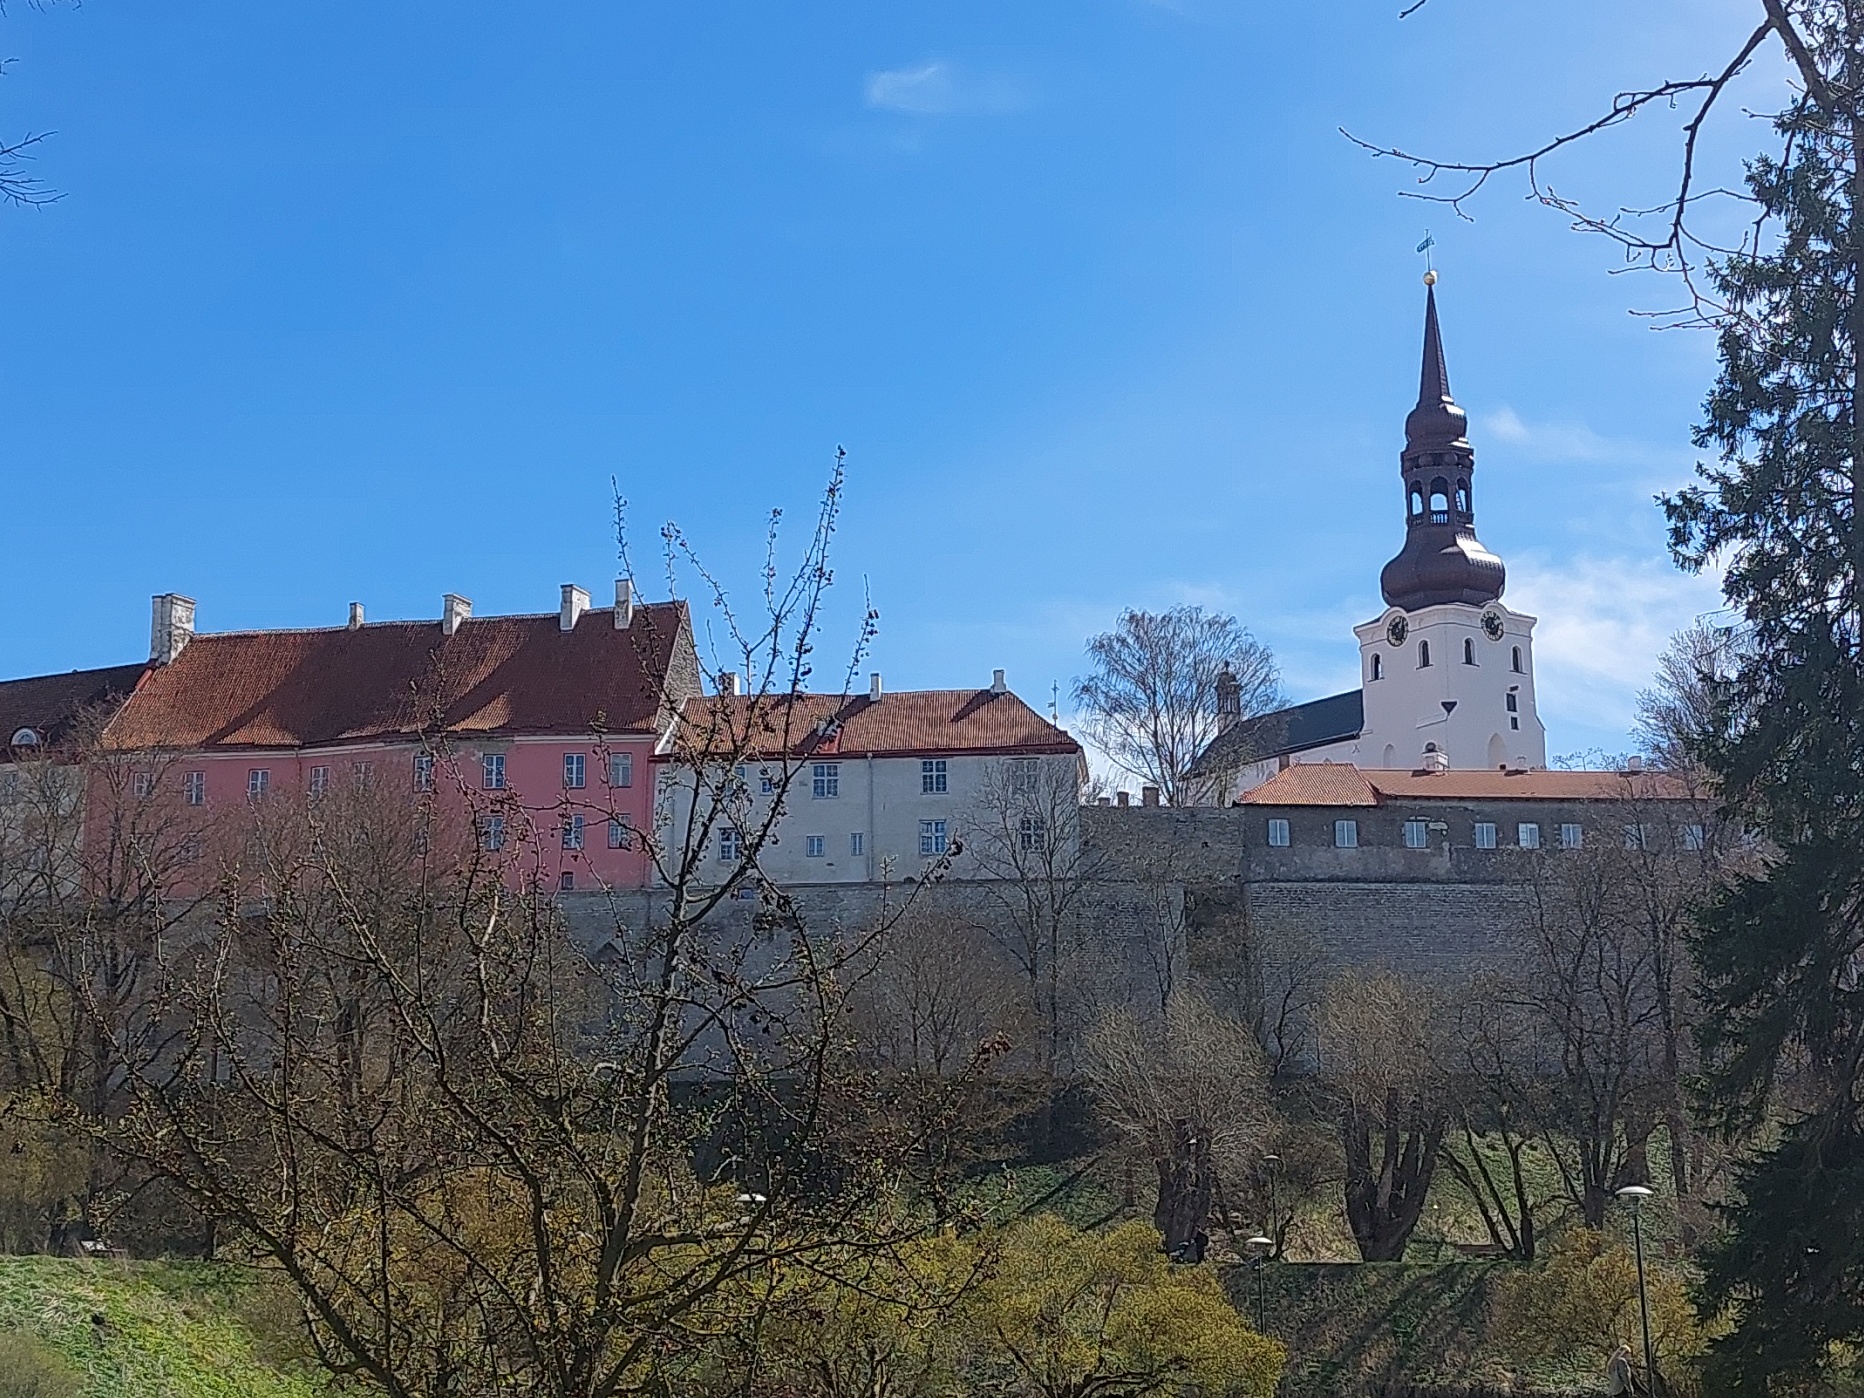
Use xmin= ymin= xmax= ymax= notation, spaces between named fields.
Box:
xmin=1423 ymin=269 xmax=1438 ymax=287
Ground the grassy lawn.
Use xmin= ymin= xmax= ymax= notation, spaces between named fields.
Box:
xmin=0 ymin=1255 xmax=325 ymax=1398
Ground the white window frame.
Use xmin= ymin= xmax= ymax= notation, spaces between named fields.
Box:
xmin=1009 ymin=758 xmax=1039 ymax=795
xmin=1559 ymin=823 xmax=1584 ymax=850
xmin=353 ymin=760 xmax=373 ymax=789
xmin=562 ymin=814 xmax=584 ymax=851
xmin=483 ymin=753 xmax=506 ymax=790
xmin=1334 ymin=819 xmax=1358 ymax=849
xmin=805 ymin=835 xmax=826 ymax=858
xmin=481 ymin=814 xmax=505 ymax=852
xmin=132 ymin=772 xmax=155 ymax=800
xmin=413 ymin=753 xmax=434 ymax=792
xmin=1403 ymin=818 xmax=1429 ymax=849
xmin=919 ymin=819 xmax=947 ymax=856
xmin=1683 ymin=823 xmax=1706 ymax=852
xmin=308 ymin=765 xmax=328 ymax=798
xmin=608 ymin=819 xmax=628 ymax=850
xmin=1624 ymin=823 xmax=1647 ymax=851
xmin=564 ymin=753 xmax=586 ymax=789
xmin=609 ymin=752 xmax=633 ymax=789
xmin=1019 ymin=815 xmax=1048 ymax=852
xmin=719 ymin=827 xmax=742 ymax=862
xmin=1266 ymin=818 xmax=1290 ymax=848
xmin=247 ymin=768 xmax=270 ymax=799
xmin=921 ymin=759 xmax=948 ymax=794
xmin=184 ymin=771 xmax=205 ymax=807
xmin=1474 ymin=822 xmax=1498 ymax=850
xmin=812 ymin=763 xmax=840 ymax=799
xmin=849 ymin=832 xmax=865 ymax=857
xmin=1518 ymin=822 xmax=1541 ymax=849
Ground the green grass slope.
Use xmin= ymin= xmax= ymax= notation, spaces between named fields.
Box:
xmin=0 ymin=1256 xmax=326 ymax=1398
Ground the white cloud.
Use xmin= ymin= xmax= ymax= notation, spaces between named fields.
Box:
xmin=1506 ymin=552 xmax=1728 ymax=754
xmin=1479 ymin=405 xmax=1687 ymax=472
xmin=862 ymin=62 xmax=1026 ymax=116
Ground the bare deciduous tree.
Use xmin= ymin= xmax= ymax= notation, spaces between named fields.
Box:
xmin=1084 ymin=995 xmax=1272 ymax=1261
xmin=1074 ymin=607 xmax=1281 ymax=806
xmin=1319 ymin=969 xmax=1449 ymax=1262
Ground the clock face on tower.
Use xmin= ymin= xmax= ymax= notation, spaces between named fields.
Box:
xmin=1386 ymin=614 xmax=1409 ymax=647
xmin=1481 ymin=611 xmax=1505 ymax=642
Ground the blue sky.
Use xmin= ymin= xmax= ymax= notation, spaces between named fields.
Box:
xmin=0 ymin=1 xmax=1779 ymax=762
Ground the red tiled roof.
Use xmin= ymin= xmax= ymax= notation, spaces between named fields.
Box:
xmin=1240 ymin=763 xmax=1698 ymax=805
xmin=672 ymin=689 xmax=1081 ymax=760
xmin=103 ymin=604 xmax=694 ymax=751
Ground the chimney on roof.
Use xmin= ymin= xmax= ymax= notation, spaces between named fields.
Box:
xmin=1095 ymin=795 xmax=1111 ymax=807
xmin=1421 ymin=749 xmax=1450 ymax=774
xmin=150 ymin=594 xmax=196 ymax=666
xmin=560 ymin=583 xmax=590 ymax=632
xmin=718 ymin=670 xmax=742 ymax=697
xmin=991 ymin=668 xmax=1007 ymax=695
xmin=1625 ymin=755 xmax=1644 ymax=774
xmin=1142 ymin=785 xmax=1160 ymax=807
xmin=614 ymin=578 xmax=635 ymax=629
xmin=869 ymin=672 xmax=883 ymax=702
xmin=442 ymin=593 xmax=472 ymax=636
xmin=348 ymin=602 xmax=364 ymax=630
xmin=1116 ymin=790 xmax=1130 ymax=807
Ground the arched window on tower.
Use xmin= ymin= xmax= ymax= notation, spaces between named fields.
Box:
xmin=1370 ymin=653 xmax=1382 ymax=681
xmin=1428 ymin=477 xmax=1451 ymax=524
xmin=1408 ymin=484 xmax=1424 ymax=520
xmin=1455 ymin=479 xmax=1470 ymax=514
xmin=1418 ymin=639 xmax=1431 ymax=668
xmin=1511 ymin=645 xmax=1523 ymax=674
xmin=1463 ymin=637 xmax=1476 ymax=665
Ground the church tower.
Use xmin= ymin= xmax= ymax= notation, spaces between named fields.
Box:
xmin=1351 ymin=276 xmax=1547 ymax=771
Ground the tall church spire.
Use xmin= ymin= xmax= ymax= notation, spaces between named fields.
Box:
xmin=1378 ymin=275 xmax=1506 ymax=610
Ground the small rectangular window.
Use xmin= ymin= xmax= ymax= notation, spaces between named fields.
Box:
xmin=1510 ymin=717 xmax=1520 ymax=730
xmin=184 ymin=771 xmax=205 ymax=806
xmin=719 ymin=827 xmax=742 ymax=862
xmin=1009 ymin=758 xmax=1039 ymax=795
xmin=353 ymin=760 xmax=373 ymax=789
xmin=559 ymin=871 xmax=575 ymax=892
xmin=805 ymin=835 xmax=826 ymax=858
xmin=564 ymin=753 xmax=586 ymax=789
xmin=413 ymin=754 xmax=434 ymax=792
xmin=812 ymin=763 xmax=839 ymax=799
xmin=919 ymin=819 xmax=947 ymax=856
xmin=1506 ymin=693 xmax=1519 ymax=713
xmin=1334 ymin=819 xmax=1358 ymax=849
xmin=132 ymin=772 xmax=155 ymax=800
xmin=1559 ymin=823 xmax=1584 ymax=850
xmin=608 ymin=819 xmax=628 ymax=849
xmin=1518 ymin=822 xmax=1541 ymax=849
xmin=1403 ymin=818 xmax=1429 ymax=849
xmin=1020 ymin=816 xmax=1048 ymax=852
xmin=921 ymin=759 xmax=948 ymax=794
xmin=483 ymin=753 xmax=506 ymax=790
xmin=562 ymin=815 xmax=584 ymax=851
xmin=1683 ymin=823 xmax=1706 ymax=851
xmin=308 ymin=765 xmax=328 ymax=798
xmin=1624 ymin=823 xmax=1647 ymax=851
xmin=480 ymin=814 xmax=505 ymax=851
xmin=759 ymin=771 xmax=776 ymax=795
xmin=850 ymin=832 xmax=865 ymax=856
xmin=247 ymin=768 xmax=270 ymax=799
xmin=1266 ymin=818 xmax=1290 ymax=848
xmin=1474 ymin=822 xmax=1497 ymax=850
xmin=609 ymin=753 xmax=633 ymax=789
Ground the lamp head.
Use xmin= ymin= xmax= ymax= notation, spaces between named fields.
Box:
xmin=1616 ymin=1185 xmax=1654 ymax=1203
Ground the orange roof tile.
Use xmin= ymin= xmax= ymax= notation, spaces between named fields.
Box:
xmin=103 ymin=604 xmax=694 ymax=751
xmin=1240 ymin=762 xmax=1698 ymax=805
xmin=673 ymin=689 xmax=1081 ymax=760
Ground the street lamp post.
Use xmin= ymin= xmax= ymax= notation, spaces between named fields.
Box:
xmin=1616 ymin=1185 xmax=1657 ymax=1393
xmin=1245 ymin=1235 xmax=1274 ymax=1334
xmin=1262 ymin=1155 xmax=1281 ymax=1258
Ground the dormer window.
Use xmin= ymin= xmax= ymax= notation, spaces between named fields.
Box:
xmin=9 ymin=728 xmax=38 ymax=747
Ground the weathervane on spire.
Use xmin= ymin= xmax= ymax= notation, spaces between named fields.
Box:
xmin=1416 ymin=231 xmax=1437 ymax=284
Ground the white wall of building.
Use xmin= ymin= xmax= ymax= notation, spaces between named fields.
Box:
xmin=659 ymin=749 xmax=1083 ymax=885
